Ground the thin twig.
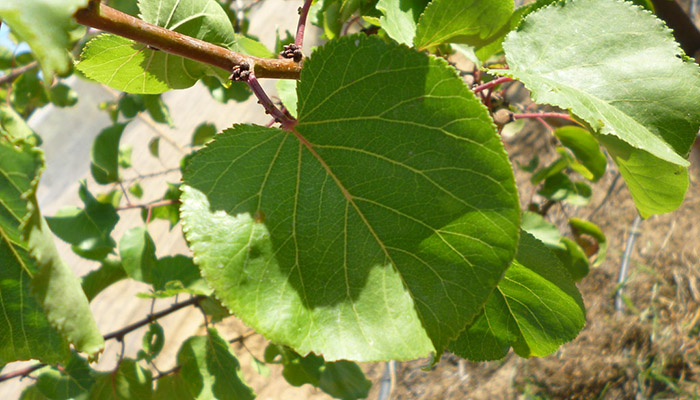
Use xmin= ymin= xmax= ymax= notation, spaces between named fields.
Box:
xmin=512 ymin=112 xmax=578 ymax=123
xmin=245 ymin=73 xmax=297 ymax=130
xmin=472 ymin=76 xmax=513 ymax=93
xmin=73 ymin=1 xmax=301 ymax=79
xmin=0 ymin=364 xmax=47 ymax=383
xmin=0 ymin=61 xmax=39 ymax=85
xmin=295 ymin=0 xmax=314 ymax=48
xmin=615 ymin=215 xmax=642 ymax=313
xmin=116 ymin=199 xmax=178 ymax=211
xmin=104 ymin=295 xmax=206 ymax=341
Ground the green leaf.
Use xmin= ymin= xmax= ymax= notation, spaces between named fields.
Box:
xmin=36 ymin=351 xmax=95 ymax=400
xmin=0 ymin=0 xmax=88 ymax=82
xmin=553 ymin=126 xmax=606 ymax=182
xmin=118 ymin=94 xmax=145 ymax=119
xmin=177 ymin=328 xmax=255 ymax=400
xmin=153 ymin=373 xmax=194 ymax=400
xmin=89 ymin=360 xmax=152 ymax=400
xmin=46 ymin=182 xmax=119 ymax=261
xmin=377 ymin=0 xmax=430 ymax=45
xmin=142 ymin=183 xmax=180 ymax=227
xmin=181 ymin=35 xmax=520 ymax=361
xmin=264 ymin=345 xmax=370 ymax=399
xmin=276 ymin=79 xmax=298 ymax=119
xmin=538 ymin=172 xmax=592 ymax=206
xmin=138 ymin=323 xmax=164 ymax=362
xmin=414 ymin=0 xmax=513 ymax=50
xmin=569 ymin=218 xmax=607 ymax=267
xmin=598 ymin=135 xmax=687 ymax=218
xmin=145 ymin=255 xmax=210 ymax=298
xmin=118 ymin=145 xmax=133 ymax=169
xmin=11 ymin=72 xmax=49 ymax=115
xmin=77 ymin=0 xmax=242 ymax=94
xmin=148 ymin=138 xmax=160 ymax=158
xmin=449 ymin=231 xmax=585 ymax=360
xmin=20 ymin=385 xmax=51 ymax=400
xmin=142 ymin=95 xmax=174 ymax=127
xmin=119 ymin=226 xmax=157 ymax=283
xmin=319 ymin=361 xmax=371 ymax=400
xmin=192 ymin=123 xmax=217 ymax=146
xmin=521 ymin=211 xmax=589 ymax=281
xmin=264 ymin=344 xmax=324 ymax=387
xmin=500 ymin=0 xmax=700 ymax=168
xmin=1 ymin=138 xmax=103 ymax=360
xmin=202 ymin=77 xmax=251 ymax=103
xmin=91 ymin=123 xmax=127 ymax=185
xmin=48 ymin=83 xmax=78 ymax=108
xmin=0 ymin=140 xmax=68 ymax=364
xmin=81 ymin=258 xmax=128 ymax=302
xmin=0 ymin=103 xmax=41 ymax=145
xmin=129 ymin=182 xmax=144 ymax=199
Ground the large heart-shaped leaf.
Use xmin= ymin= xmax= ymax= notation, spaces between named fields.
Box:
xmin=181 ymin=35 xmax=519 ymax=361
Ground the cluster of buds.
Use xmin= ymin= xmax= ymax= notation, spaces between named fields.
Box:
xmin=280 ymin=44 xmax=303 ymax=62
xmin=229 ymin=61 xmax=251 ymax=81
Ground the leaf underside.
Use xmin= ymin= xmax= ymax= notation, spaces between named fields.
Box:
xmin=500 ymin=0 xmax=700 ymax=216
xmin=181 ymin=35 xmax=520 ymax=361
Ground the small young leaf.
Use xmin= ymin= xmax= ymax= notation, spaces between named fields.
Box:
xmin=118 ymin=145 xmax=133 ymax=169
xmin=142 ymin=94 xmax=174 ymax=127
xmin=81 ymin=258 xmax=128 ymax=302
xmin=91 ymin=123 xmax=127 ymax=184
xmin=192 ymin=123 xmax=217 ymax=146
xmin=414 ymin=0 xmax=513 ymax=50
xmin=148 ymin=255 xmax=210 ymax=297
xmin=138 ymin=323 xmax=165 ymax=362
xmin=569 ymin=217 xmax=607 ymax=267
xmin=553 ymin=126 xmax=606 ymax=182
xmin=48 ymin=83 xmax=78 ymax=108
xmin=538 ymin=172 xmax=592 ymax=206
xmin=46 ymin=182 xmax=119 ymax=260
xmin=177 ymin=328 xmax=255 ymax=400
xmin=118 ymin=94 xmax=145 ymax=119
xmin=142 ymin=183 xmax=181 ymax=228
xmin=148 ymin=137 xmax=160 ymax=158
xmin=319 ymin=361 xmax=371 ymax=400
xmin=11 ymin=71 xmax=49 ymax=114
xmin=119 ymin=226 xmax=157 ymax=284
xmin=449 ymin=231 xmax=585 ymax=360
xmin=129 ymin=182 xmax=144 ymax=198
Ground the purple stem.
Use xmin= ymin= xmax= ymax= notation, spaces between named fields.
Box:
xmin=246 ymin=73 xmax=297 ymax=130
xmin=472 ymin=76 xmax=513 ymax=93
xmin=295 ymin=0 xmax=313 ymax=48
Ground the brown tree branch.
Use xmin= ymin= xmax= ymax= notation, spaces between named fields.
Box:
xmin=0 ymin=61 xmax=39 ymax=86
xmin=72 ymin=1 xmax=301 ymax=80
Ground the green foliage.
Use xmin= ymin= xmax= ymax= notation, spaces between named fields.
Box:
xmin=414 ymin=0 xmax=513 ymax=50
xmin=90 ymin=123 xmax=127 ymax=184
xmin=264 ymin=344 xmax=371 ymax=399
xmin=500 ymin=0 xmax=700 ymax=216
xmin=2 ymin=0 xmax=700 ymax=395
xmin=0 ymin=0 xmax=88 ymax=82
xmin=46 ymin=182 xmax=119 ymax=260
xmin=449 ymin=231 xmax=585 ymax=360
xmin=182 ymin=35 xmax=520 ymax=361
xmin=177 ymin=328 xmax=255 ymax=400
xmin=0 ymin=140 xmax=68 ymax=364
